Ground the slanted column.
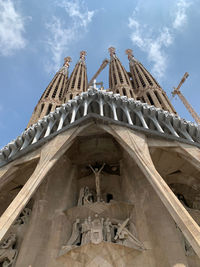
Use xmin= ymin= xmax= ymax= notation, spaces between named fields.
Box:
xmin=0 ymin=125 xmax=87 ymax=242
xmin=99 ymin=124 xmax=200 ymax=258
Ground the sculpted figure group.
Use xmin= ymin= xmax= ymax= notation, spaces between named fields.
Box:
xmin=62 ymin=215 xmax=144 ymax=253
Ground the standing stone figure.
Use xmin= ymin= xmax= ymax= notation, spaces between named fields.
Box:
xmin=89 ymin=164 xmax=105 ymax=202
xmin=81 ymin=217 xmax=92 ymax=245
xmin=0 ymin=233 xmax=17 ymax=267
xmin=66 ymin=218 xmax=81 ymax=246
xmin=78 ymin=186 xmax=93 ymax=206
xmin=90 ymin=214 xmax=104 ymax=244
xmin=104 ymin=218 xmax=112 ymax=242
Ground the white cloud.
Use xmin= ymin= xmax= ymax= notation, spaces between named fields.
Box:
xmin=46 ymin=0 xmax=95 ymax=72
xmin=173 ymin=0 xmax=191 ymax=30
xmin=128 ymin=18 xmax=173 ymax=79
xmin=128 ymin=1 xmax=192 ymax=80
xmin=0 ymin=0 xmax=26 ymax=56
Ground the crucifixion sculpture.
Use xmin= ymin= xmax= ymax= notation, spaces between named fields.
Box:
xmin=89 ymin=163 xmax=105 ymax=202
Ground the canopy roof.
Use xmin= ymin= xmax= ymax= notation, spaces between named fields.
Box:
xmin=0 ymin=87 xmax=200 ymax=167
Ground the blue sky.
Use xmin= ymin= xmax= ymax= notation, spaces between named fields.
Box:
xmin=0 ymin=0 xmax=199 ymax=148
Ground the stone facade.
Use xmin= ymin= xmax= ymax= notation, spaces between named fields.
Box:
xmin=0 ymin=49 xmax=200 ymax=266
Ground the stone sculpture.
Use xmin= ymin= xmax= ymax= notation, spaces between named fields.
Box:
xmin=114 ymin=218 xmax=145 ymax=250
xmin=0 ymin=234 xmax=17 ymax=267
xmin=14 ymin=208 xmax=31 ymax=226
xmin=62 ymin=215 xmax=144 ymax=253
xmin=89 ymin=164 xmax=105 ymax=202
xmin=78 ymin=186 xmax=94 ymax=206
xmin=66 ymin=219 xmax=81 ymax=246
xmin=90 ymin=214 xmax=104 ymax=244
xmin=81 ymin=216 xmax=92 ymax=245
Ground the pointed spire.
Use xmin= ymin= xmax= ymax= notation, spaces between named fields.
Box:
xmin=27 ymin=57 xmax=71 ymax=127
xmin=108 ymin=47 xmax=135 ymax=99
xmin=126 ymin=49 xmax=176 ymax=113
xmin=63 ymin=51 xmax=88 ymax=102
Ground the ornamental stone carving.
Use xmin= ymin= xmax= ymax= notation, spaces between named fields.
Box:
xmin=0 ymin=234 xmax=17 ymax=267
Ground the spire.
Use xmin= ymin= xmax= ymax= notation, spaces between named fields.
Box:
xmin=108 ymin=47 xmax=135 ymax=99
xmin=63 ymin=51 xmax=88 ymax=102
xmin=27 ymin=57 xmax=71 ymax=128
xmin=126 ymin=49 xmax=176 ymax=113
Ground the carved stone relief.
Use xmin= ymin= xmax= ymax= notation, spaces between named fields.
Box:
xmin=0 ymin=207 xmax=31 ymax=266
xmin=61 ymin=215 xmax=144 ymax=254
xmin=0 ymin=234 xmax=17 ymax=267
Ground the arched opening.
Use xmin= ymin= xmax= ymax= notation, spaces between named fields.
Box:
xmin=129 ymin=111 xmax=142 ymax=127
xmin=103 ymin=103 xmax=114 ymax=119
xmin=88 ymin=101 xmax=100 ymax=115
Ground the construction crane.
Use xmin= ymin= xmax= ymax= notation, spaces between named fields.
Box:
xmin=172 ymin=72 xmax=200 ymax=124
xmin=88 ymin=59 xmax=109 ymax=88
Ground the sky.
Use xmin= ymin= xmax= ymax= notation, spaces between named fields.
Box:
xmin=0 ymin=0 xmax=199 ymax=148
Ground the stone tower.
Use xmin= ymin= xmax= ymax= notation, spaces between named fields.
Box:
xmin=126 ymin=49 xmax=176 ymax=113
xmin=63 ymin=51 xmax=88 ymax=102
xmin=27 ymin=57 xmax=71 ymax=128
xmin=0 ymin=49 xmax=200 ymax=267
xmin=108 ymin=47 xmax=135 ymax=98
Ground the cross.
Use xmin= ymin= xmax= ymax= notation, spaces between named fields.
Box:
xmin=89 ymin=163 xmax=105 ymax=202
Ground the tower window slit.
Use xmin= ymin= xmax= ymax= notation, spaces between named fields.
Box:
xmin=44 ymin=75 xmax=58 ymax=98
xmin=130 ymin=90 xmax=133 ymax=98
xmin=122 ymin=88 xmax=126 ymax=96
xmin=120 ymin=62 xmax=130 ymax=85
xmin=46 ymin=104 xmax=52 ymax=115
xmin=135 ymin=66 xmax=146 ymax=87
xmin=71 ymin=67 xmax=79 ymax=89
xmin=59 ymin=77 xmax=65 ymax=99
xmin=154 ymin=91 xmax=162 ymax=105
xmin=112 ymin=65 xmax=117 ymax=85
xmin=70 ymin=94 xmax=73 ymax=100
xmin=83 ymin=77 xmax=85 ymax=91
xmin=116 ymin=63 xmax=123 ymax=83
xmin=109 ymin=67 xmax=113 ymax=88
xmin=133 ymin=69 xmax=139 ymax=88
xmin=140 ymin=67 xmax=153 ymax=86
xmin=146 ymin=92 xmax=154 ymax=105
xmin=40 ymin=103 xmax=45 ymax=116
xmin=45 ymin=86 xmax=52 ymax=98
xmin=52 ymin=75 xmax=62 ymax=98
xmin=143 ymin=65 xmax=160 ymax=87
xmin=78 ymin=65 xmax=82 ymax=89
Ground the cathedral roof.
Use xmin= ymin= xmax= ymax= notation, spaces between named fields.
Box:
xmin=1 ymin=87 xmax=200 ymax=167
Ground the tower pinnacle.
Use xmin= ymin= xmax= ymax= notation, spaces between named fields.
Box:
xmin=80 ymin=51 xmax=86 ymax=61
xmin=108 ymin=47 xmax=116 ymax=58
